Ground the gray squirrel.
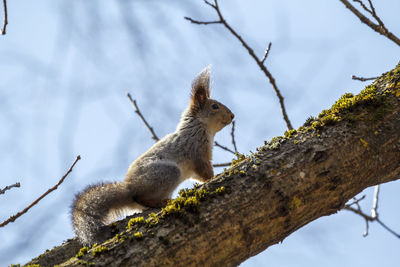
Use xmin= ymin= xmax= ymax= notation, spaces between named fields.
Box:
xmin=71 ymin=66 xmax=234 ymax=245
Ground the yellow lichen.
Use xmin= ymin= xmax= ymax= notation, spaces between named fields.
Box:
xmin=127 ymin=216 xmax=145 ymax=229
xmin=75 ymin=246 xmax=89 ymax=259
xmin=92 ymin=246 xmax=108 ymax=256
xmin=134 ymin=231 xmax=143 ymax=240
xmin=360 ymin=138 xmax=368 ymax=147
xmin=289 ymin=196 xmax=302 ymax=210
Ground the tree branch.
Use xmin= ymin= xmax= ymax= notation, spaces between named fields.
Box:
xmin=212 ymin=162 xmax=231 ymax=168
xmin=339 ymin=0 xmax=400 ymax=46
xmin=127 ymin=92 xmax=160 ymax=142
xmin=1 ymin=0 xmax=7 ymax=35
xmin=352 ymin=75 xmax=379 ymax=82
xmin=185 ymin=0 xmax=293 ymax=130
xmin=27 ymin=65 xmax=400 ymax=267
xmin=0 ymin=182 xmax=20 ymax=195
xmin=260 ymin=42 xmax=272 ymax=64
xmin=344 ymin=185 xmax=399 ymax=238
xmin=214 ymin=141 xmax=235 ymax=154
xmin=0 ymin=155 xmax=81 ymax=227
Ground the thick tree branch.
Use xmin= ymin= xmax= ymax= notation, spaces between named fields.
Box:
xmin=27 ymin=65 xmax=400 ymax=267
xmin=339 ymin=0 xmax=400 ymax=46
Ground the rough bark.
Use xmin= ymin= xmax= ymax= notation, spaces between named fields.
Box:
xmin=26 ymin=64 xmax=400 ymax=267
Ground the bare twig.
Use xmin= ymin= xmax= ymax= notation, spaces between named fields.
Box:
xmin=351 ymin=75 xmax=379 ymax=81
xmin=212 ymin=162 xmax=231 ymax=167
xmin=344 ymin=205 xmax=371 ymax=236
xmin=339 ymin=0 xmax=400 ymax=46
xmin=183 ymin=17 xmax=221 ymax=25
xmin=1 ymin=0 xmax=7 ymax=35
xmin=260 ymin=42 xmax=272 ymax=64
xmin=185 ymin=0 xmax=293 ymax=130
xmin=0 ymin=182 xmax=20 ymax=195
xmin=371 ymin=184 xmax=379 ymax=218
xmin=344 ymin=192 xmax=400 ymax=239
xmin=214 ymin=141 xmax=235 ymax=154
xmin=352 ymin=0 xmax=372 ymax=14
xmin=230 ymin=120 xmax=238 ymax=154
xmin=0 ymin=155 xmax=81 ymax=227
xmin=127 ymin=92 xmax=160 ymax=142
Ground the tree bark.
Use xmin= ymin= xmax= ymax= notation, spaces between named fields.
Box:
xmin=27 ymin=64 xmax=400 ymax=267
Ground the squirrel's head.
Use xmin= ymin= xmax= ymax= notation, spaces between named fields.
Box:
xmin=189 ymin=66 xmax=234 ymax=134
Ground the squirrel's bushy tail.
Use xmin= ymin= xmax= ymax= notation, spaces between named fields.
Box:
xmin=71 ymin=182 xmax=134 ymax=245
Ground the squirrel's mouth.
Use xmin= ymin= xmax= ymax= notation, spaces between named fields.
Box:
xmin=223 ymin=119 xmax=233 ymax=125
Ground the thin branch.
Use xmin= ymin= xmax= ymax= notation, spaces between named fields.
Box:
xmin=185 ymin=0 xmax=293 ymax=130
xmin=371 ymin=184 xmax=379 ymax=218
xmin=339 ymin=0 xmax=400 ymax=46
xmin=352 ymin=0 xmax=372 ymax=14
xmin=127 ymin=92 xmax=160 ymax=142
xmin=1 ymin=0 xmax=7 ymax=35
xmin=344 ymin=205 xmax=372 ymax=236
xmin=214 ymin=141 xmax=235 ymax=155
xmin=366 ymin=0 xmax=386 ymax=31
xmin=0 ymin=155 xmax=81 ymax=227
xmin=183 ymin=17 xmax=221 ymax=25
xmin=351 ymin=75 xmax=379 ymax=81
xmin=212 ymin=162 xmax=231 ymax=167
xmin=376 ymin=218 xmax=400 ymax=238
xmin=260 ymin=42 xmax=272 ymax=64
xmin=352 ymin=0 xmax=388 ymax=35
xmin=0 ymin=182 xmax=20 ymax=195
xmin=230 ymin=120 xmax=238 ymax=154
xmin=346 ymin=195 xmax=366 ymax=207
xmin=204 ymin=0 xmax=216 ymax=9
xmin=344 ymin=192 xmax=400 ymax=239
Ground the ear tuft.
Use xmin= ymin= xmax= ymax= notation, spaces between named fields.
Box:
xmin=191 ymin=65 xmax=212 ymax=109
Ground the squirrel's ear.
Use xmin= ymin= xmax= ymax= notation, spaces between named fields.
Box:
xmin=191 ymin=66 xmax=211 ymax=108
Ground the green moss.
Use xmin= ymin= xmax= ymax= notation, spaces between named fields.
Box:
xmin=144 ymin=212 xmax=159 ymax=227
xmin=92 ymin=246 xmax=108 ymax=256
xmin=216 ymin=186 xmax=226 ymax=194
xmin=303 ymin=116 xmax=316 ymax=126
xmin=295 ymin=76 xmax=399 ymax=135
xmin=231 ymin=153 xmax=246 ymax=166
xmin=134 ymin=231 xmax=144 ymax=240
xmin=289 ymin=196 xmax=301 ymax=210
xmin=75 ymin=246 xmax=89 ymax=259
xmin=127 ymin=216 xmax=145 ymax=230
xmin=74 ymin=260 xmax=94 ymax=266
xmin=284 ymin=129 xmax=297 ymax=138
xmin=359 ymin=138 xmax=368 ymax=147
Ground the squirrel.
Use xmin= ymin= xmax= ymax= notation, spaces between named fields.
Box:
xmin=71 ymin=66 xmax=234 ymax=245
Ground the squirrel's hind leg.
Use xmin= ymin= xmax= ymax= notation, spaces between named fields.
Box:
xmin=132 ymin=161 xmax=182 ymax=208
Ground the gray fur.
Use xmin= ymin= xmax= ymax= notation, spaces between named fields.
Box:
xmin=72 ymin=66 xmax=234 ymax=245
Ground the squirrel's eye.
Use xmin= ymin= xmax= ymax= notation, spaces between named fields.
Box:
xmin=211 ymin=103 xmax=219 ymax=110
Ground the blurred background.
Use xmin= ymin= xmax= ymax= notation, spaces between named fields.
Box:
xmin=0 ymin=0 xmax=399 ymax=266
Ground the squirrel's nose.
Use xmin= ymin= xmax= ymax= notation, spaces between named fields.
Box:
xmin=231 ymin=113 xmax=234 ymax=120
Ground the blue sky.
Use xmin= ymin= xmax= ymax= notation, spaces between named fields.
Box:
xmin=0 ymin=1 xmax=399 ymax=266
